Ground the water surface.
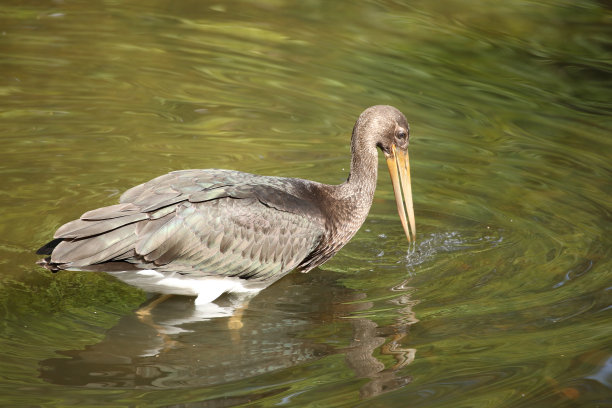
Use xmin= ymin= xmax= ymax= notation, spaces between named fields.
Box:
xmin=1 ymin=1 xmax=611 ymax=407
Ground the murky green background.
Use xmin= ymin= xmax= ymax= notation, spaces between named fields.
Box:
xmin=1 ymin=0 xmax=611 ymax=407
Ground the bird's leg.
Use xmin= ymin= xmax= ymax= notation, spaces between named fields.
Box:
xmin=228 ymin=302 xmax=249 ymax=341
xmin=227 ymin=295 xmax=255 ymax=343
xmin=135 ymin=294 xmax=178 ymax=353
xmin=228 ymin=305 xmax=246 ymax=330
xmin=135 ymin=294 xmax=173 ymax=319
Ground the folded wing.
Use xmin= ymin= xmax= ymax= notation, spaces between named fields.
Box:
xmin=41 ymin=169 xmax=326 ymax=280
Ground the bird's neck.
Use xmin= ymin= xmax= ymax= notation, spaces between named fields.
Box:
xmin=337 ymin=142 xmax=378 ymax=211
xmin=346 ymin=138 xmax=378 ymax=195
xmin=316 ymin=141 xmax=378 ymax=251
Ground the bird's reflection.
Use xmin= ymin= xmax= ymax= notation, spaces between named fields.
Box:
xmin=342 ymin=281 xmax=418 ymax=398
xmin=39 ymin=270 xmax=418 ymax=399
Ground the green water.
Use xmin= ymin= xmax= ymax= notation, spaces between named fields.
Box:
xmin=1 ymin=0 xmax=611 ymax=407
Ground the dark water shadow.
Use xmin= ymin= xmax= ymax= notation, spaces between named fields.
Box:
xmin=39 ymin=269 xmax=418 ymax=400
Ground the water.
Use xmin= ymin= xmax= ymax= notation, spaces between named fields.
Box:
xmin=1 ymin=1 xmax=611 ymax=406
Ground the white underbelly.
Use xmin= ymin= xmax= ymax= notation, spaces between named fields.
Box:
xmin=107 ymin=270 xmax=265 ymax=304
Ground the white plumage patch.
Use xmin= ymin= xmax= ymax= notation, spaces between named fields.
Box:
xmin=108 ymin=270 xmax=262 ymax=305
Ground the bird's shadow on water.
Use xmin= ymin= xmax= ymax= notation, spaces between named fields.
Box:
xmin=38 ymin=268 xmax=418 ymax=400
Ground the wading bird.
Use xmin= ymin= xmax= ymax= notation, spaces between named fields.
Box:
xmin=37 ymin=105 xmax=415 ymax=305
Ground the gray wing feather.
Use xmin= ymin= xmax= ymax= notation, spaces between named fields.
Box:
xmin=48 ymin=169 xmax=325 ymax=279
xmin=52 ymin=223 xmax=138 ymax=265
xmin=54 ymin=213 xmax=146 ymax=239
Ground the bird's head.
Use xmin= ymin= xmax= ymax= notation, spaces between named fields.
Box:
xmin=353 ymin=105 xmax=416 ymax=242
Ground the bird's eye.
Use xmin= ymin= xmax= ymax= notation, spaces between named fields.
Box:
xmin=396 ymin=128 xmax=408 ymax=140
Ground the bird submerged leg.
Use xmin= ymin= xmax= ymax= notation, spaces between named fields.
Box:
xmin=135 ymin=294 xmax=178 ymax=353
xmin=135 ymin=293 xmax=173 ymax=319
xmin=228 ymin=302 xmax=249 ymax=344
xmin=228 ymin=303 xmax=247 ymax=331
xmin=225 ymin=290 xmax=263 ymax=342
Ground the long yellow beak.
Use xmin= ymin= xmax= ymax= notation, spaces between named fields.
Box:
xmin=386 ymin=144 xmax=416 ymax=242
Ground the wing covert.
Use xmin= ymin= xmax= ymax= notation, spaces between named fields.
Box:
xmin=131 ymin=197 xmax=324 ymax=280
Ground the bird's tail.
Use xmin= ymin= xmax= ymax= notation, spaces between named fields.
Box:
xmin=36 ymin=237 xmax=63 ymax=255
xmin=36 ymin=256 xmax=61 ymax=272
